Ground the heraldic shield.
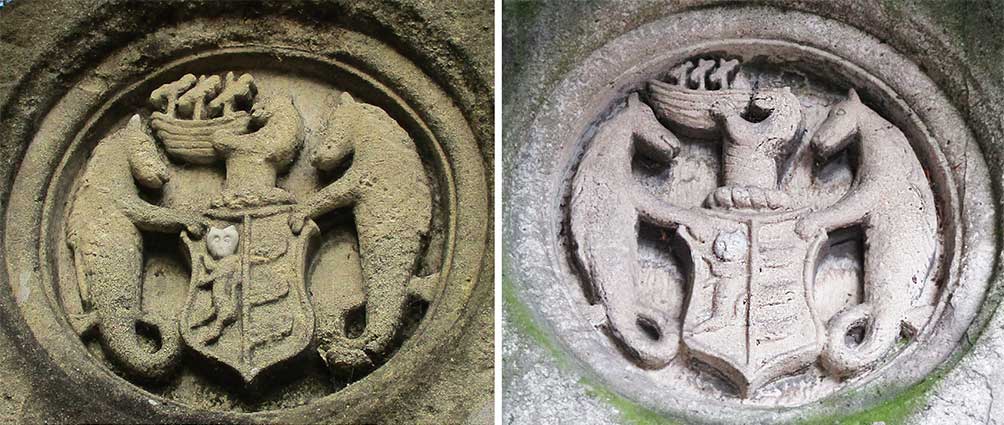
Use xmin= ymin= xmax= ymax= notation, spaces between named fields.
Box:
xmin=181 ymin=207 xmax=319 ymax=382
xmin=561 ymin=45 xmax=961 ymax=408
xmin=52 ymin=65 xmax=441 ymax=404
xmin=678 ymin=209 xmax=828 ymax=396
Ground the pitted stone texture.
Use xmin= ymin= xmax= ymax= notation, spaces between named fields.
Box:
xmin=60 ymin=67 xmax=437 ymax=398
xmin=502 ymin=311 xmax=619 ymax=425
xmin=0 ymin=1 xmax=493 ymax=423
xmin=566 ymin=30 xmax=978 ymax=408
xmin=504 ymin=1 xmax=1004 ymax=423
xmin=911 ymin=303 xmax=1004 ymax=424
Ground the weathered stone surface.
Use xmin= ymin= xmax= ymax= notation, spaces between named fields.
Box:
xmin=0 ymin=1 xmax=493 ymax=423
xmin=504 ymin=1 xmax=1004 ymax=423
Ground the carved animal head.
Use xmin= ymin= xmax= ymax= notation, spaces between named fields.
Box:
xmin=211 ymin=94 xmax=304 ymax=173
xmin=312 ymin=92 xmax=363 ymax=172
xmin=748 ymin=90 xmax=783 ymax=120
xmin=248 ymin=97 xmax=275 ymax=129
xmin=628 ymin=92 xmax=680 ymax=163
xmin=812 ymin=88 xmax=865 ymax=161
xmin=207 ymin=225 xmax=239 ymax=259
xmin=124 ymin=115 xmax=171 ymax=190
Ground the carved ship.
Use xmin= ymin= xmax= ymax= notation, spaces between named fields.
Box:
xmin=150 ymin=111 xmax=251 ymax=164
xmin=646 ymin=79 xmax=755 ymax=139
xmin=149 ymin=72 xmax=256 ymax=164
xmin=645 ymin=58 xmax=791 ymax=140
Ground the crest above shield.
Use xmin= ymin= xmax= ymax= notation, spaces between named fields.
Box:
xmin=567 ymin=53 xmax=951 ymax=398
xmin=522 ymin=30 xmax=992 ymax=413
xmin=2 ymin=12 xmax=492 ymax=416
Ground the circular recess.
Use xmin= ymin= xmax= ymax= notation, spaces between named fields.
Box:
xmin=505 ymin=7 xmax=995 ymax=423
xmin=3 ymin=17 xmax=488 ymax=422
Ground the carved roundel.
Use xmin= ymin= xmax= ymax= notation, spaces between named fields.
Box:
xmin=3 ymin=17 xmax=487 ymax=419
xmin=572 ymin=50 xmax=961 ymax=400
xmin=505 ymin=8 xmax=995 ymax=422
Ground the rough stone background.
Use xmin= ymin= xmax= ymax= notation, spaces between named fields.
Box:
xmin=0 ymin=0 xmax=493 ymax=423
xmin=503 ymin=1 xmax=1004 ymax=424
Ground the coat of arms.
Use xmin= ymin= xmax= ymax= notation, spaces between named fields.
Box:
xmin=66 ymin=72 xmax=433 ymax=383
xmin=570 ymin=58 xmax=940 ymax=396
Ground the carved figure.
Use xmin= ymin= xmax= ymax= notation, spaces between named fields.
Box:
xmin=572 ymin=61 xmax=820 ymax=394
xmin=189 ymin=226 xmax=242 ymax=343
xmin=708 ymin=59 xmax=741 ymax=90
xmin=797 ymin=89 xmax=938 ymax=377
xmin=209 ymin=72 xmax=256 ymax=117
xmin=66 ymin=115 xmax=204 ymax=379
xmin=689 ymin=59 xmax=717 ymax=90
xmin=648 ymin=58 xmax=754 ymax=140
xmin=568 ymin=56 xmax=946 ymax=398
xmin=211 ymin=94 xmax=304 ymax=208
xmin=706 ymin=88 xmax=803 ymax=210
xmin=150 ymin=74 xmax=253 ymax=165
xmin=68 ymin=70 xmax=440 ymax=388
xmin=291 ymin=93 xmax=431 ymax=373
xmin=640 ymin=78 xmax=823 ymax=394
xmin=569 ymin=93 xmax=686 ymax=368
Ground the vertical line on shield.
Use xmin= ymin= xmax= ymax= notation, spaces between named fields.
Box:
xmin=241 ymin=214 xmax=252 ymax=366
xmin=746 ymin=219 xmax=756 ymax=367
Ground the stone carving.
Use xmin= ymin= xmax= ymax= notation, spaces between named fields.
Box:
xmin=569 ymin=57 xmax=941 ymax=397
xmin=801 ymin=89 xmax=938 ymax=377
xmin=1 ymin=10 xmax=489 ymax=419
xmin=210 ymin=93 xmax=304 ymax=209
xmin=292 ymin=93 xmax=432 ymax=374
xmin=66 ymin=73 xmax=434 ymax=386
xmin=147 ymin=72 xmax=317 ymax=382
xmin=569 ymin=93 xmax=684 ymax=369
xmin=190 ymin=226 xmax=241 ymax=344
xmin=66 ymin=115 xmax=204 ymax=379
xmin=704 ymin=88 xmax=802 ymax=210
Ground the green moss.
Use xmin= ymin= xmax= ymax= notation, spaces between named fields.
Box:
xmin=504 ymin=270 xmax=680 ymax=424
xmin=580 ymin=377 xmax=681 ymax=425
xmin=504 ymin=262 xmax=963 ymax=425
xmin=501 ymin=0 xmax=540 ymax=22
xmin=800 ymin=369 xmax=947 ymax=425
xmin=502 ymin=237 xmax=958 ymax=425
xmin=501 ymin=3 xmax=1004 ymax=421
xmin=501 ymin=272 xmax=569 ymax=367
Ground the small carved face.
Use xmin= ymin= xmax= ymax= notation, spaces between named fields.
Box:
xmin=207 ymin=225 xmax=239 ymax=259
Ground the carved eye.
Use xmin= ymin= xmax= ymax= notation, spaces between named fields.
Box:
xmin=213 ymin=235 xmax=220 ymax=242
xmin=835 ymin=108 xmax=846 ymax=116
xmin=224 ymin=236 xmax=231 ymax=243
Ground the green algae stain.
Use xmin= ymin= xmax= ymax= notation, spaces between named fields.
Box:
xmin=501 ymin=273 xmax=569 ymax=368
xmin=504 ymin=270 xmax=680 ymax=425
xmin=503 ymin=271 xmax=671 ymax=424
xmin=502 ymin=247 xmax=944 ymax=425
xmin=581 ymin=377 xmax=681 ymax=425
xmin=505 ymin=265 xmax=945 ymax=425
xmin=502 ymin=1 xmax=1004 ymax=423
xmin=801 ymin=373 xmax=943 ymax=425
